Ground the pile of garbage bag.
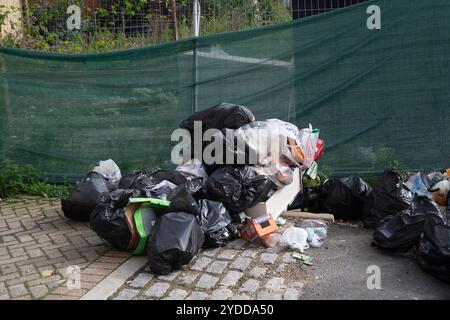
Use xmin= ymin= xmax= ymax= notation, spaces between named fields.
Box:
xmin=372 ymin=195 xmax=440 ymax=250
xmin=315 ymin=168 xmax=450 ymax=283
xmin=61 ymin=103 xmax=324 ymax=275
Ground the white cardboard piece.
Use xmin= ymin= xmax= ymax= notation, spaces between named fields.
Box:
xmin=246 ymin=167 xmax=302 ymax=220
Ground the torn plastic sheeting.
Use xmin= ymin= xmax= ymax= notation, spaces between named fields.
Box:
xmin=147 ymin=212 xmax=204 ymax=275
xmin=61 ymin=171 xmax=117 ymax=222
xmin=372 ymin=195 xmax=441 ymax=250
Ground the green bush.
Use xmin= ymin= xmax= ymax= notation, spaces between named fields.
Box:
xmin=4 ymin=0 xmax=292 ymax=53
xmin=0 ymin=160 xmax=74 ymax=199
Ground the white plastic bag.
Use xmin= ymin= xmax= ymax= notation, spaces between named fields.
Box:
xmin=92 ymin=159 xmax=121 ymax=185
xmin=280 ymin=227 xmax=309 ymax=252
xmin=298 ymin=125 xmax=319 ymax=169
xmin=300 ymin=219 xmax=328 ymax=240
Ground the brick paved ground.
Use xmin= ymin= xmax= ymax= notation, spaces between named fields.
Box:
xmin=0 ymin=197 xmax=310 ymax=300
xmin=110 ymin=238 xmax=310 ymax=301
xmin=0 ymin=197 xmax=129 ymax=300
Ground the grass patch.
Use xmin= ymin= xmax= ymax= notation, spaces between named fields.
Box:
xmin=0 ymin=160 xmax=74 ymax=199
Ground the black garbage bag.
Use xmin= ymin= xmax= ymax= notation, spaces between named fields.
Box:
xmin=363 ymin=170 xmax=414 ymax=228
xmin=119 ymin=168 xmax=187 ymax=195
xmin=166 ymin=184 xmax=201 ymax=216
xmin=203 ymin=166 xmax=275 ymax=215
xmin=372 ymin=195 xmax=440 ymax=250
xmin=418 ymin=207 xmax=450 ymax=283
xmin=180 ymin=102 xmax=255 ymax=134
xmin=61 ymin=172 xmax=117 ymax=221
xmin=320 ymin=176 xmax=372 ymax=220
xmin=202 ymin=128 xmax=257 ymax=175
xmin=90 ymin=189 xmax=141 ymax=251
xmin=197 ymin=200 xmax=238 ymax=248
xmin=147 ymin=212 xmax=204 ymax=275
xmin=288 ymin=186 xmax=322 ymax=212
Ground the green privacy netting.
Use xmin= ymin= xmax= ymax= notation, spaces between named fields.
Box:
xmin=1 ymin=0 xmax=449 ymax=182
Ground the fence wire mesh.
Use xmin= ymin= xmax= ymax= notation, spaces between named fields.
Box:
xmin=1 ymin=0 xmax=368 ymax=53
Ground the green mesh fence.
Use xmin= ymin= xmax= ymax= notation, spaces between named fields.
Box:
xmin=1 ymin=0 xmax=449 ymax=182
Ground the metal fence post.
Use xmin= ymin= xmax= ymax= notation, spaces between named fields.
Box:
xmin=192 ymin=0 xmax=200 ymax=113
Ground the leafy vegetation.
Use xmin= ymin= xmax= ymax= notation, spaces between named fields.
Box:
xmin=1 ymin=0 xmax=292 ymax=53
xmin=0 ymin=160 xmax=74 ymax=199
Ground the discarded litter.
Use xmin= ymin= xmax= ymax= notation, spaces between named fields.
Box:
xmin=61 ymin=171 xmax=116 ymax=221
xmin=203 ymin=166 xmax=274 ymax=215
xmin=363 ymin=170 xmax=414 ymax=228
xmin=90 ymin=189 xmax=141 ymax=251
xmin=292 ymin=253 xmax=313 ymax=265
xmin=320 ymin=176 xmax=372 ymax=220
xmin=372 ymin=195 xmax=440 ymax=251
xmin=280 ymin=227 xmax=310 ymax=252
xmin=147 ymin=212 xmax=204 ymax=275
xmin=417 ymin=205 xmax=450 ymax=283
xmin=197 ymin=200 xmax=238 ymax=248
xmin=276 ymin=217 xmax=287 ymax=226
xmin=61 ymin=103 xmax=330 ymax=276
xmin=298 ymin=219 xmax=328 ymax=240
xmin=93 ymin=159 xmax=122 ymax=185
xmin=131 ymin=206 xmax=158 ymax=256
xmin=240 ymin=213 xmax=278 ymax=244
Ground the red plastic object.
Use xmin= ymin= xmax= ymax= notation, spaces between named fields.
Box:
xmin=315 ymin=138 xmax=325 ymax=161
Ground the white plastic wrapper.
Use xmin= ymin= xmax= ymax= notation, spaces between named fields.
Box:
xmin=92 ymin=159 xmax=121 ymax=185
xmin=176 ymin=159 xmax=208 ymax=181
